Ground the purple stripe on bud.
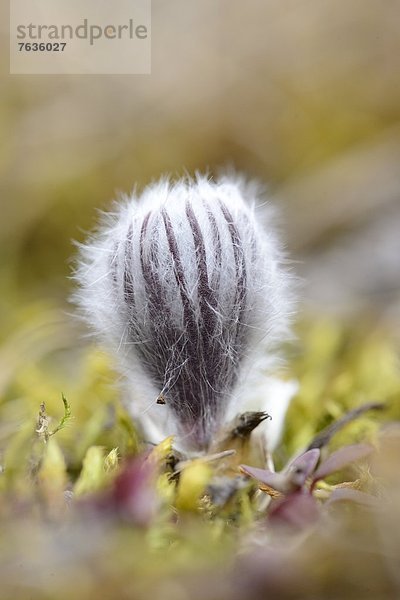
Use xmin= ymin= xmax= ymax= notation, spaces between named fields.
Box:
xmin=75 ymin=175 xmax=293 ymax=452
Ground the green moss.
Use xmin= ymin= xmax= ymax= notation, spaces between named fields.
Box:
xmin=0 ymin=315 xmax=400 ymax=599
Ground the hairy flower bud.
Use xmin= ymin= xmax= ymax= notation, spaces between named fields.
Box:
xmin=74 ymin=175 xmax=295 ymax=452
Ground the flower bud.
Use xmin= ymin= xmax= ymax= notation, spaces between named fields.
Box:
xmin=74 ymin=175 xmax=295 ymax=452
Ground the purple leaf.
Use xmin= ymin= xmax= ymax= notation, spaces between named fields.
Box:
xmin=269 ymin=491 xmax=320 ymax=530
xmin=312 ymin=443 xmax=373 ymax=487
xmin=284 ymin=449 xmax=320 ymax=487
xmin=241 ymin=449 xmax=321 ymax=494
xmin=240 ymin=465 xmax=288 ymax=494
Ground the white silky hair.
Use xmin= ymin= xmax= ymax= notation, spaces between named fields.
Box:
xmin=73 ymin=173 xmax=296 ymax=453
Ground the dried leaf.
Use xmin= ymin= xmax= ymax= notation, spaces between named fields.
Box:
xmin=104 ymin=447 xmax=119 ymax=472
xmin=226 ymin=411 xmax=272 ymax=440
xmin=327 ymin=487 xmax=380 ymax=507
xmin=175 ymin=461 xmax=212 ymax=511
xmin=38 ymin=438 xmax=67 ymax=499
xmin=74 ymin=446 xmax=106 ymax=496
xmin=147 ymin=436 xmax=175 ymax=466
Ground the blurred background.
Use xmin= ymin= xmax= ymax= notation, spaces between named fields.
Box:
xmin=0 ymin=0 xmax=399 ymax=434
xmin=1 ymin=5 xmax=400 ymax=597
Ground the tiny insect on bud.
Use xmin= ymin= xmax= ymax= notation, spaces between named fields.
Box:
xmin=74 ymin=174 xmax=296 ymax=453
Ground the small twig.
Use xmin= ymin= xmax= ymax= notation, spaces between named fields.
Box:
xmin=306 ymin=401 xmax=386 ymax=451
xmin=36 ymin=402 xmax=50 ymax=443
xmin=50 ymin=394 xmax=72 ymax=437
xmin=36 ymin=394 xmax=72 ymax=443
